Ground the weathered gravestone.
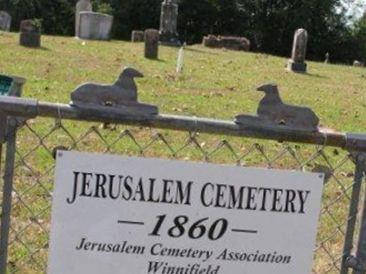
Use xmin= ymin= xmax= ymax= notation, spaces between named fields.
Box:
xmin=203 ymin=35 xmax=250 ymax=51
xmin=19 ymin=20 xmax=41 ymax=48
xmin=144 ymin=29 xmax=159 ymax=59
xmin=0 ymin=11 xmax=11 ymax=31
xmin=353 ymin=60 xmax=364 ymax=67
xmin=78 ymin=12 xmax=113 ymax=41
xmin=75 ymin=0 xmax=92 ymax=37
xmin=131 ymin=30 xmax=144 ymax=42
xmin=159 ymin=0 xmax=179 ymax=46
xmin=287 ymin=28 xmax=308 ymax=73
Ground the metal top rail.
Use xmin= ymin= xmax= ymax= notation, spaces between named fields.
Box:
xmin=0 ymin=96 xmax=365 ymax=152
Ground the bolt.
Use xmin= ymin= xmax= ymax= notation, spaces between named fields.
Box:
xmin=8 ymin=118 xmax=17 ymax=127
xmin=346 ymin=255 xmax=361 ymax=270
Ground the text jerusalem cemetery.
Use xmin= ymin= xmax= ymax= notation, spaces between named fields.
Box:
xmin=1 ymin=1 xmax=366 ymax=274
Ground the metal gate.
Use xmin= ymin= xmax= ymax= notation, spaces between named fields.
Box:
xmin=0 ymin=76 xmax=366 ymax=274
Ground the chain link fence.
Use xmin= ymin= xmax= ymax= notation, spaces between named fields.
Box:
xmin=0 ymin=113 xmax=364 ymax=274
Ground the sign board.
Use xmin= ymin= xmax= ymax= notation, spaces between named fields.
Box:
xmin=48 ymin=151 xmax=324 ymax=274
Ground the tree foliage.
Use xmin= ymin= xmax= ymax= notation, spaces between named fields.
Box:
xmin=0 ymin=0 xmax=74 ymax=35
xmin=237 ymin=0 xmax=353 ymax=61
xmin=108 ymin=0 xmax=161 ymax=39
xmin=0 ymin=0 xmax=364 ymax=63
xmin=351 ymin=14 xmax=366 ymax=62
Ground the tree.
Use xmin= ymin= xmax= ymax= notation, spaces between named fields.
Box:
xmin=177 ymin=0 xmax=217 ymax=43
xmin=350 ymin=13 xmax=366 ymax=62
xmin=236 ymin=0 xmax=354 ymax=62
xmin=109 ymin=0 xmax=161 ymax=39
xmin=0 ymin=0 xmax=74 ymax=35
xmin=0 ymin=0 xmax=361 ymax=63
xmin=177 ymin=0 xmax=245 ymax=43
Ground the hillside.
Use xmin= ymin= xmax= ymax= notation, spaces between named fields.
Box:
xmin=0 ymin=32 xmax=363 ymax=274
xmin=0 ymin=32 xmax=365 ymax=133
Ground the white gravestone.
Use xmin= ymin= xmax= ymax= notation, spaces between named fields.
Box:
xmin=48 ymin=151 xmax=324 ymax=274
xmin=0 ymin=11 xmax=11 ymax=31
xmin=78 ymin=12 xmax=113 ymax=41
xmin=176 ymin=47 xmax=184 ymax=73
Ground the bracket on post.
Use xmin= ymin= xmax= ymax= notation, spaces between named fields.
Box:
xmin=70 ymin=67 xmax=158 ymax=116
xmin=342 ymin=149 xmax=366 ymax=274
xmin=0 ymin=75 xmax=27 ymax=143
xmin=346 ymin=133 xmax=366 ymax=153
xmin=234 ymin=83 xmax=320 ymax=132
xmin=345 ymin=254 xmax=365 ymax=272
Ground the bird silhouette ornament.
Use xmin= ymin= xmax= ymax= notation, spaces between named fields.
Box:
xmin=70 ymin=67 xmax=158 ymax=115
xmin=235 ymin=84 xmax=319 ymax=132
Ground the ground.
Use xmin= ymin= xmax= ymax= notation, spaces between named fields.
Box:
xmin=0 ymin=31 xmax=365 ymax=132
xmin=0 ymin=32 xmax=364 ymax=274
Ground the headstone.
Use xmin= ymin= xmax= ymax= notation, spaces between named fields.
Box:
xmin=159 ymin=0 xmax=180 ymax=46
xmin=324 ymin=52 xmax=330 ymax=64
xmin=131 ymin=30 xmax=144 ymax=42
xmin=353 ymin=60 xmax=364 ymax=67
xmin=78 ymin=12 xmax=113 ymax=41
xmin=0 ymin=11 xmax=11 ymax=31
xmin=287 ymin=28 xmax=308 ymax=73
xmin=203 ymin=35 xmax=250 ymax=51
xmin=176 ymin=47 xmax=184 ymax=73
xmin=19 ymin=20 xmax=41 ymax=48
xmin=75 ymin=0 xmax=92 ymax=37
xmin=203 ymin=35 xmax=220 ymax=48
xmin=144 ymin=29 xmax=159 ymax=59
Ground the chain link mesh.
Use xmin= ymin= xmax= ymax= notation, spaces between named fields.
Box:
xmin=0 ymin=117 xmax=362 ymax=274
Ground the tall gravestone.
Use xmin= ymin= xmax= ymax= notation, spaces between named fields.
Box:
xmin=159 ymin=0 xmax=179 ymax=46
xmin=19 ymin=20 xmax=41 ymax=48
xmin=145 ymin=29 xmax=159 ymax=59
xmin=287 ymin=28 xmax=308 ymax=73
xmin=0 ymin=11 xmax=11 ymax=31
xmin=75 ymin=0 xmax=92 ymax=37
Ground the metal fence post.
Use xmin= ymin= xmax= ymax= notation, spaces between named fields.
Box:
xmin=350 ymin=153 xmax=366 ymax=274
xmin=0 ymin=118 xmax=18 ymax=274
xmin=340 ymin=153 xmax=366 ymax=274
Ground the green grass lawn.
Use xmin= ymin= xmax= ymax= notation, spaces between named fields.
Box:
xmin=1 ymin=31 xmax=366 ymax=132
xmin=0 ymin=31 xmax=365 ymax=274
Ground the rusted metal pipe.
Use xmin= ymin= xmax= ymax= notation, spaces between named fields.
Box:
xmin=0 ymin=96 xmax=364 ymax=151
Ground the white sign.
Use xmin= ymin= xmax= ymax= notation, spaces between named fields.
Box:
xmin=48 ymin=151 xmax=324 ymax=274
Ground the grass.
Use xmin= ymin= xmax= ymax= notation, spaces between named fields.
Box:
xmin=0 ymin=31 xmax=365 ymax=274
xmin=0 ymin=31 xmax=366 ymax=132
